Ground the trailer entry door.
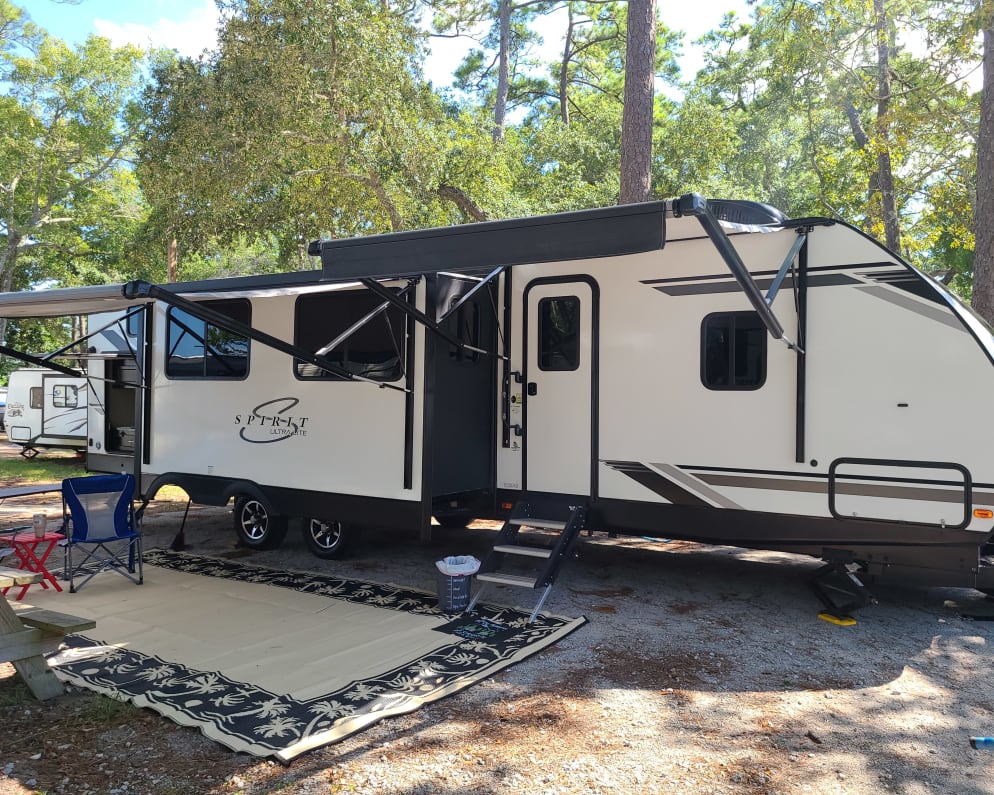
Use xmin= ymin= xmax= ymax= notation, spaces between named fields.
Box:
xmin=523 ymin=280 xmax=596 ymax=496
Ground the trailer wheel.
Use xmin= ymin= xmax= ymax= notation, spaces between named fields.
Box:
xmin=303 ymin=518 xmax=352 ymax=559
xmin=233 ymin=497 xmax=288 ymax=550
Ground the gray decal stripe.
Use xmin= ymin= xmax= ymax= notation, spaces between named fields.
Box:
xmin=604 ymin=461 xmax=710 ymax=507
xmin=650 ymin=462 xmax=742 ymax=509
xmin=856 ymin=285 xmax=962 ymax=330
xmin=698 ymin=473 xmax=970 ymax=504
xmin=652 ymin=274 xmax=857 ymax=296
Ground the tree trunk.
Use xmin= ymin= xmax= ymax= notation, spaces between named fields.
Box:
xmin=973 ymin=1 xmax=994 ymax=323
xmin=619 ymin=0 xmax=655 ymax=204
xmin=560 ymin=5 xmax=575 ymax=126
xmin=493 ymin=0 xmax=512 ymax=142
xmin=873 ymin=0 xmax=901 ymax=253
xmin=843 ymin=98 xmax=882 ymax=215
xmin=0 ymin=235 xmax=20 ymax=352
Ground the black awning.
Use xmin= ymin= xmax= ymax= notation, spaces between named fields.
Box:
xmin=309 ymin=202 xmax=669 ymax=280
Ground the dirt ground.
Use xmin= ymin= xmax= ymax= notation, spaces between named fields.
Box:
xmin=2 ymin=440 xmax=994 ymax=794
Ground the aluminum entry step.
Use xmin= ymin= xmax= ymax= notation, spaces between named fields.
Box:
xmin=476 ymin=572 xmax=538 ymax=588
xmin=509 ymin=517 xmax=567 ymax=530
xmin=493 ymin=544 xmax=552 ymax=559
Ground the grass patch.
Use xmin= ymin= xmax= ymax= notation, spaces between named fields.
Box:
xmin=0 ymin=453 xmax=87 ymax=485
xmin=72 ymin=693 xmax=134 ymax=729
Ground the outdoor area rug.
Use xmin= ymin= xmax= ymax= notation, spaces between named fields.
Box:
xmin=28 ymin=549 xmax=586 ymax=762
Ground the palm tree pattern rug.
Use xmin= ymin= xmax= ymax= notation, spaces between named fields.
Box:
xmin=42 ymin=550 xmax=586 ymax=762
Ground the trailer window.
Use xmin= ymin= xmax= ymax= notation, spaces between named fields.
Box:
xmin=294 ymin=290 xmax=405 ymax=382
xmin=52 ymin=384 xmax=78 ymax=408
xmin=29 ymin=387 xmax=43 ymax=409
xmin=165 ymin=299 xmax=250 ymax=379
xmin=538 ymin=296 xmax=580 ymax=371
xmin=701 ymin=312 xmax=767 ymax=390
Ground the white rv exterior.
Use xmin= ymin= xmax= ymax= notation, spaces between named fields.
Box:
xmin=4 ymin=368 xmax=88 ymax=455
xmin=1 ymin=196 xmax=993 ymax=596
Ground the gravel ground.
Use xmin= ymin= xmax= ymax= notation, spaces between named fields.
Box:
xmin=2 ymin=448 xmax=994 ymax=794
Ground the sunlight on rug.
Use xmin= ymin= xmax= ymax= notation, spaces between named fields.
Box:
xmin=35 ymin=550 xmax=586 ymax=762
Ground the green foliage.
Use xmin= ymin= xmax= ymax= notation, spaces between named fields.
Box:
xmin=0 ymin=0 xmax=989 ymax=306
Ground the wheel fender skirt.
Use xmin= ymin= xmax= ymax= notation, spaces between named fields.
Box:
xmin=144 ymin=473 xmax=272 ymax=510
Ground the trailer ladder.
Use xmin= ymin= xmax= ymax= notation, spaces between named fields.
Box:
xmin=466 ymin=499 xmax=586 ymax=623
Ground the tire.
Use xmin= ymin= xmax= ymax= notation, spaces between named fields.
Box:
xmin=303 ymin=518 xmax=352 ymax=559
xmin=232 ymin=496 xmax=288 ymax=550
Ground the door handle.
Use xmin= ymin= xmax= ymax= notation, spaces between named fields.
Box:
xmin=527 ymin=382 xmax=538 ymax=396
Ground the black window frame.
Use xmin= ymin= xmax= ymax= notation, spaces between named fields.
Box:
xmin=700 ymin=311 xmax=768 ymax=391
xmin=164 ymin=298 xmax=252 ymax=381
xmin=293 ymin=289 xmax=407 ymax=383
xmin=29 ymin=386 xmax=43 ymax=409
xmin=537 ymin=295 xmax=581 ymax=372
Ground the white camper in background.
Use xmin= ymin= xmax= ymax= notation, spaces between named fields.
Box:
xmin=1 ymin=194 xmax=993 ymax=613
xmin=4 ymin=368 xmax=88 ymax=457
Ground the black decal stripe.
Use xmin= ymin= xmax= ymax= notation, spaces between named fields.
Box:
xmin=651 ymin=274 xmax=857 ymax=297
xmin=640 ymin=262 xmax=901 ymax=286
xmin=863 ymin=271 xmax=945 ymax=305
xmin=604 ymin=461 xmax=710 ymax=506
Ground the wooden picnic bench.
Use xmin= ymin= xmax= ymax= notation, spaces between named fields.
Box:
xmin=0 ymin=565 xmax=95 ymax=700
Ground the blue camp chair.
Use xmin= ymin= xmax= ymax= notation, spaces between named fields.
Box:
xmin=62 ymin=474 xmax=144 ymax=593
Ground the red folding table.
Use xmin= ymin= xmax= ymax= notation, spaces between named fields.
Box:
xmin=0 ymin=530 xmax=64 ymax=600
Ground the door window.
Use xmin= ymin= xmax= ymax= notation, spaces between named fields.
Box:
xmin=538 ymin=296 xmax=580 ymax=371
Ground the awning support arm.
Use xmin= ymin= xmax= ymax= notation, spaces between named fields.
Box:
xmin=41 ymin=306 xmax=144 ymax=365
xmin=122 ymin=281 xmax=410 ymax=393
xmin=765 ymin=231 xmax=808 ymax=307
xmin=673 ymin=193 xmax=803 ymax=353
xmin=359 ymin=278 xmax=501 ymax=359
xmin=436 ymin=265 xmax=505 ymax=324
xmin=0 ymin=345 xmax=84 ymax=378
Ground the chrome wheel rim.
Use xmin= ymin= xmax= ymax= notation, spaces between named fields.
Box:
xmin=239 ymin=500 xmax=268 ymax=542
xmin=309 ymin=519 xmax=342 ymax=550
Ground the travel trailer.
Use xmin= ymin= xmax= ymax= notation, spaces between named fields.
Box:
xmin=4 ymin=368 xmax=88 ymax=457
xmin=1 ymin=195 xmax=993 ymax=611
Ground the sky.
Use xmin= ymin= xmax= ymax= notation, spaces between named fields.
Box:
xmin=22 ymin=0 xmax=753 ymax=87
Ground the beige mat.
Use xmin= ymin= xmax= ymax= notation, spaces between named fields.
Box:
xmin=27 ymin=550 xmax=585 ymax=762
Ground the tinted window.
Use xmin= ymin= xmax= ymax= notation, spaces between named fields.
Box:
xmin=52 ymin=384 xmax=78 ymax=408
xmin=125 ymin=310 xmax=141 ymax=338
xmin=701 ymin=312 xmax=767 ymax=390
xmin=29 ymin=386 xmax=43 ymax=409
xmin=538 ymin=296 xmax=580 ymax=371
xmin=295 ymin=290 xmax=405 ymax=382
xmin=165 ymin=299 xmax=250 ymax=379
